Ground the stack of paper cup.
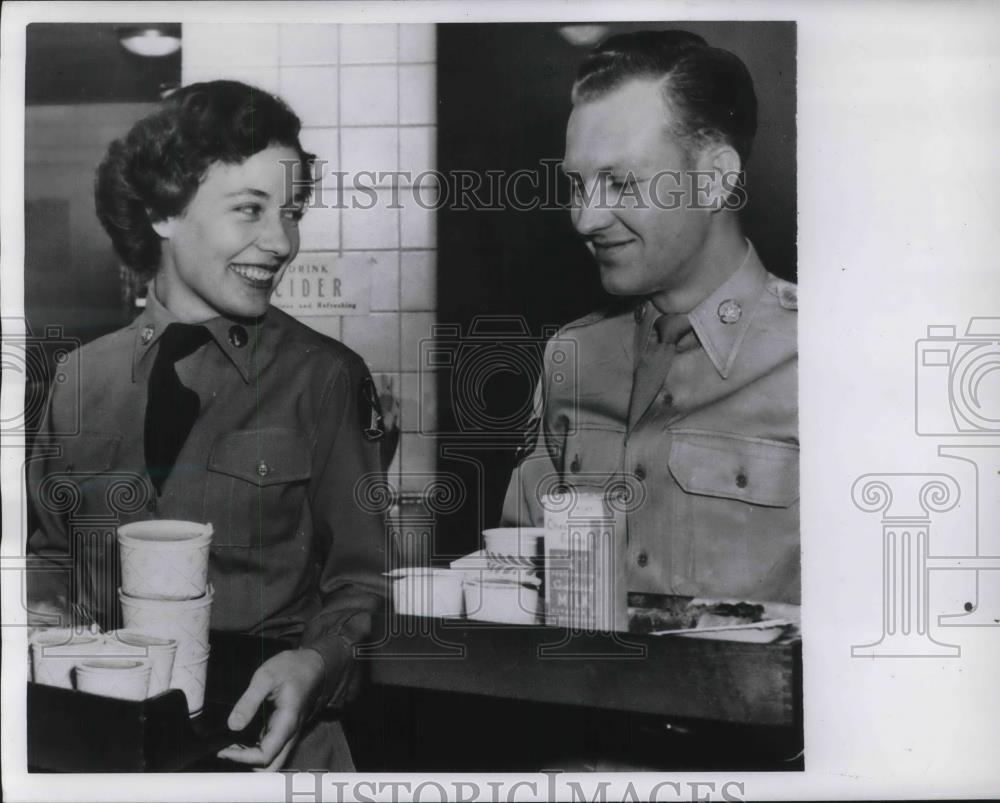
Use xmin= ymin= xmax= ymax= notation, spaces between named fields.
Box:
xmin=117 ymin=520 xmax=214 ymax=716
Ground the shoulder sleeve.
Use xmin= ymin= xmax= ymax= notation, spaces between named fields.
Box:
xmin=299 ymin=352 xmax=388 ymax=708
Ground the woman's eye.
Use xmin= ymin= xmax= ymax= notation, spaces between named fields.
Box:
xmin=235 ymin=204 xmax=262 ymax=218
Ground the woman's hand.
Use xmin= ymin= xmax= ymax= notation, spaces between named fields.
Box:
xmin=216 ymin=648 xmax=326 ymax=770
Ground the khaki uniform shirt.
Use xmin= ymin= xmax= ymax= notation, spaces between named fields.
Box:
xmin=502 ymin=244 xmax=800 ymax=604
xmin=27 ymin=292 xmax=387 ymax=707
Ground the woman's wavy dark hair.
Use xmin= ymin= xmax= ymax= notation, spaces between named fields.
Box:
xmin=95 ymin=80 xmax=315 ymax=279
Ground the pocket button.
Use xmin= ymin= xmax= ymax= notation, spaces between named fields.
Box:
xmin=256 ymin=460 xmax=270 ymax=478
xmin=735 ymin=472 xmax=748 ymax=489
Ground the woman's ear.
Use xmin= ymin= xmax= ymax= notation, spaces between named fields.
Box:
xmin=149 ymin=214 xmax=175 ymax=240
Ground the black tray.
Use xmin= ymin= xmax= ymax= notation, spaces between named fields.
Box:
xmin=28 ymin=631 xmax=289 ymax=772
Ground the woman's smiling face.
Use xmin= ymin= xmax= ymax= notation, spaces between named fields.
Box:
xmin=152 ymin=144 xmax=307 ymax=322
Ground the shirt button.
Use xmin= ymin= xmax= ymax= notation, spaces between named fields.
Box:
xmin=634 ymin=465 xmax=646 ymax=481
xmin=662 ymin=393 xmax=674 ymax=407
xmin=256 ymin=460 xmax=270 ymax=478
xmin=140 ymin=325 xmax=155 ymax=344
xmin=229 ymin=325 xmax=248 ymax=348
xmin=636 ymin=551 xmax=649 ymax=568
xmin=736 ymin=472 xmax=748 ymax=488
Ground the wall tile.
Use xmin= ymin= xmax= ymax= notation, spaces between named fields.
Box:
xmin=400 ymin=187 xmax=437 ymax=248
xmin=341 ymin=127 xmax=399 ymax=188
xmin=398 ymin=126 xmax=435 ymax=186
xmin=183 ymin=24 xmax=279 ymax=67
xmin=401 ymin=312 xmax=437 ymax=371
xmin=183 ymin=66 xmax=280 ymax=95
xmin=340 ymin=24 xmax=398 ymax=64
xmin=398 ymin=65 xmax=436 ymax=124
xmin=366 ymin=251 xmax=400 ymax=312
xmin=398 ymin=25 xmax=436 ymax=63
xmin=280 ymin=66 xmax=338 ymax=127
xmin=401 ymin=250 xmax=436 ymax=310
xmin=341 ymin=189 xmax=400 ymax=249
xmin=399 ymin=434 xmax=437 ymax=492
xmin=342 ymin=313 xmax=400 ymax=373
xmin=401 ymin=370 xmax=437 ymax=433
xmin=297 ymin=315 xmax=342 ymax=341
xmin=340 ymin=66 xmax=398 ymax=126
xmin=298 ymin=202 xmax=340 ymax=250
xmin=279 ymin=24 xmax=339 ymax=65
xmin=299 ymin=127 xmax=340 ymax=181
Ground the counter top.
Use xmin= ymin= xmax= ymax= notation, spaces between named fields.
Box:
xmin=362 ymin=616 xmax=801 ymax=728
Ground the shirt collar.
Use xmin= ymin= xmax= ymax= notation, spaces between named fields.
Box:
xmin=684 ymin=239 xmax=768 ymax=379
xmin=131 ymin=286 xmax=260 ymax=384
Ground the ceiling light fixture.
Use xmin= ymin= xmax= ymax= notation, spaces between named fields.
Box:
xmin=117 ymin=24 xmax=182 ymax=58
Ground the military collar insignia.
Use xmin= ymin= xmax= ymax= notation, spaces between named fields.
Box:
xmin=131 ymin=291 xmax=259 ymax=384
xmin=687 ymin=242 xmax=768 ymax=380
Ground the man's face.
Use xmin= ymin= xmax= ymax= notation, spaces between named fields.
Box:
xmin=563 ymin=79 xmax=712 ymax=301
xmin=155 ymin=144 xmax=306 ymax=321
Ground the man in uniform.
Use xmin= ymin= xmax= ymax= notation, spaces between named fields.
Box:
xmin=502 ymin=30 xmax=799 ymax=607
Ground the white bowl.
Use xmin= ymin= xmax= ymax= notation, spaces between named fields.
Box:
xmin=387 ymin=568 xmax=465 ymax=618
xmin=463 ymin=578 xmax=542 ymax=625
xmin=482 ymin=527 xmax=545 ymax=572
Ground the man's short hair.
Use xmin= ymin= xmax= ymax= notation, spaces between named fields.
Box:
xmin=95 ymin=80 xmax=314 ymax=279
xmin=571 ymin=30 xmax=758 ymax=166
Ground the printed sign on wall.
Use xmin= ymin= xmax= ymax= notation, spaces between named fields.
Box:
xmin=271 ymin=252 xmax=371 ymax=316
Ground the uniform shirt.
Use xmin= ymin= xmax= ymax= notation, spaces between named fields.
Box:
xmin=27 ymin=291 xmax=386 ymax=706
xmin=502 ymin=243 xmax=800 ymax=604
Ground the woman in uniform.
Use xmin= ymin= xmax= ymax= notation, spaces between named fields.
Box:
xmin=27 ymin=80 xmax=386 ymax=770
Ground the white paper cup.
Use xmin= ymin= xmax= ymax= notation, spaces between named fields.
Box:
xmin=170 ymin=650 xmax=210 ymax=717
xmin=387 ymin=568 xmax=465 ymax=617
xmin=103 ymin=630 xmax=178 ymax=697
xmin=30 ymin=630 xmax=106 ymax=689
xmin=482 ymin=527 xmax=545 ymax=573
xmin=74 ymin=658 xmax=152 ymax=701
xmin=464 ymin=578 xmax=542 ymax=625
xmin=119 ymin=585 xmax=213 ymax=663
xmin=118 ymin=520 xmax=213 ymax=600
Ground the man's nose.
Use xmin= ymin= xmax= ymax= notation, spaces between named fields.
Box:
xmin=571 ymin=180 xmax=615 ymax=235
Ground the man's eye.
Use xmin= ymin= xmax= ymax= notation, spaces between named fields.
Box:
xmin=611 ymin=175 xmax=637 ymax=190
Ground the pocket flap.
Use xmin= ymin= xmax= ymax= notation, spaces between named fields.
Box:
xmin=207 ymin=428 xmax=311 ymax=486
xmin=667 ymin=431 xmax=798 ymax=508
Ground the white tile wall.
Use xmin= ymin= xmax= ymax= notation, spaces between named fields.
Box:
xmin=183 ymin=23 xmax=439 ymax=487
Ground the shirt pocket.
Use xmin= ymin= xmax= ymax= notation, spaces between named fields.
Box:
xmin=665 ymin=430 xmax=799 ymax=597
xmin=204 ymin=428 xmax=312 ymax=547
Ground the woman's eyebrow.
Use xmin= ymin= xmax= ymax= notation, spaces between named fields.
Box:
xmin=224 ymin=188 xmax=270 ymax=199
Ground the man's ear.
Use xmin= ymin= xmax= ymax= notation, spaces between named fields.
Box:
xmin=698 ymin=145 xmax=743 ymax=211
xmin=149 ymin=214 xmax=176 ymax=239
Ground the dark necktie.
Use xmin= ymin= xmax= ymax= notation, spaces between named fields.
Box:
xmin=627 ymin=312 xmax=694 ymax=429
xmin=144 ymin=323 xmax=211 ymax=495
